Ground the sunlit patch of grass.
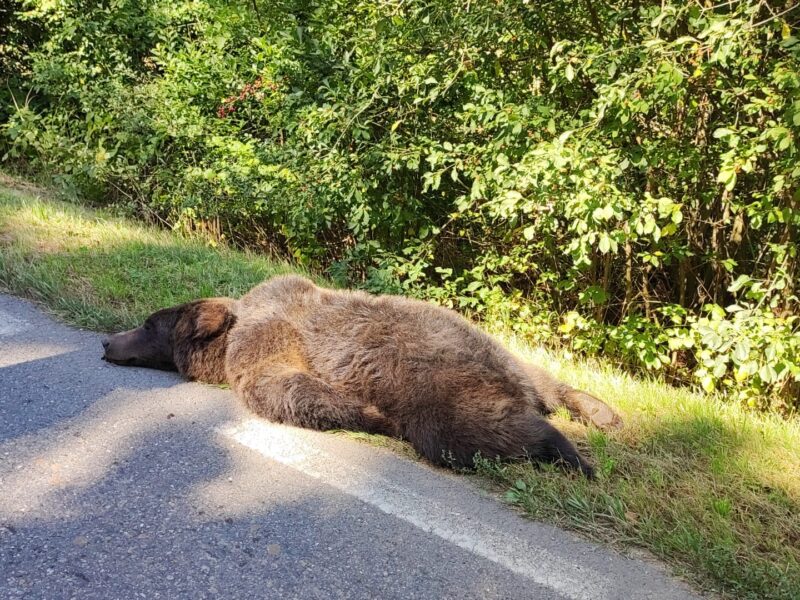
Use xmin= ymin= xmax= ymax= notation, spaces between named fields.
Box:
xmin=1 ymin=176 xmax=799 ymax=599
xmin=0 ymin=183 xmax=305 ymax=331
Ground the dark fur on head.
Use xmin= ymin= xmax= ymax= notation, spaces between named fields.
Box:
xmin=102 ymin=298 xmax=236 ymax=384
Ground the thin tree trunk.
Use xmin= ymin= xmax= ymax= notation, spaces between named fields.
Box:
xmin=623 ymin=222 xmax=634 ymax=316
xmin=642 ymin=264 xmax=652 ymax=320
xmin=595 ymin=252 xmax=613 ymax=322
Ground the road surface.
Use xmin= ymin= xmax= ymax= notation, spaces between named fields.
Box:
xmin=0 ymin=293 xmax=701 ymax=599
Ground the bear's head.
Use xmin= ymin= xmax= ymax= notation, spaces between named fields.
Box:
xmin=102 ymin=298 xmax=236 ymax=384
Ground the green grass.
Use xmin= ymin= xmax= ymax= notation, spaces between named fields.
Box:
xmin=1 ymin=174 xmax=799 ymax=599
xmin=0 ymin=174 xmax=305 ymax=331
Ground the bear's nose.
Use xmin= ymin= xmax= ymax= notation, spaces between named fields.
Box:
xmin=102 ymin=339 xmax=110 ymax=351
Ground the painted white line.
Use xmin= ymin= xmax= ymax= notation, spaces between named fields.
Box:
xmin=0 ymin=309 xmax=31 ymax=336
xmin=221 ymin=419 xmax=613 ymax=600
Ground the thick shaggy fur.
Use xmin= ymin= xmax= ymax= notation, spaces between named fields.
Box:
xmin=103 ymin=275 xmax=622 ymax=475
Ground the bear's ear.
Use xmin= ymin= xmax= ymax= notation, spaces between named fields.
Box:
xmin=193 ymin=302 xmax=235 ymax=340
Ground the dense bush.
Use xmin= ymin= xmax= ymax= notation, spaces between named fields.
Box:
xmin=2 ymin=0 xmax=799 ymax=409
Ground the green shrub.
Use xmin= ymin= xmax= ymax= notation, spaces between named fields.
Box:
xmin=2 ymin=0 xmax=799 ymax=409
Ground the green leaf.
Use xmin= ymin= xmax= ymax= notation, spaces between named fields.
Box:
xmin=759 ymin=364 xmax=777 ymax=384
xmin=713 ymin=361 xmax=727 ymax=379
xmin=765 ymin=343 xmax=777 ymax=362
xmin=598 ymin=233 xmax=611 ymax=254
xmin=717 ymin=168 xmax=737 ymax=191
xmin=470 ymin=176 xmax=484 ymax=200
xmin=728 ymin=275 xmax=752 ymax=293
xmin=466 ymin=280 xmax=483 ymax=292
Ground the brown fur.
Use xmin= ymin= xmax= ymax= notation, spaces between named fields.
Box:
xmin=103 ymin=275 xmax=622 ymax=476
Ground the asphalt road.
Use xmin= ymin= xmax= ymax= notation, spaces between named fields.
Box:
xmin=0 ymin=293 xmax=702 ymax=600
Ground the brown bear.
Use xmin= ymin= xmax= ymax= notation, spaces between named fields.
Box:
xmin=102 ymin=275 xmax=622 ymax=476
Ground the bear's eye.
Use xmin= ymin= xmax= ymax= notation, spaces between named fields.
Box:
xmin=143 ymin=321 xmax=153 ymax=331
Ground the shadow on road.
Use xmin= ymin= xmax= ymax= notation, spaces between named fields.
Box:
xmin=0 ymin=344 xmax=186 ymax=445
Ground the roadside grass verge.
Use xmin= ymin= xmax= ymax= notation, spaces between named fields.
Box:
xmin=1 ymin=177 xmax=798 ymax=599
xmin=0 ymin=177 xmax=304 ymax=331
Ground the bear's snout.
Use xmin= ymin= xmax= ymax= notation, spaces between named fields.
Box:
xmin=101 ymin=322 xmax=178 ymax=373
xmin=100 ymin=337 xmax=116 ymax=362
xmin=101 ymin=331 xmax=135 ymax=364
xmin=101 ymin=335 xmax=121 ymax=362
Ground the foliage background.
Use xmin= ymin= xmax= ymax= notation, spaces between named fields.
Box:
xmin=2 ymin=0 xmax=799 ymax=409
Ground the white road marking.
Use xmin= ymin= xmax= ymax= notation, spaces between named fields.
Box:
xmin=0 ymin=309 xmax=31 ymax=336
xmin=221 ymin=419 xmax=613 ymax=600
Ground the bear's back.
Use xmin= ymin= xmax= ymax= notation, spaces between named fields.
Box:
xmin=230 ymin=275 xmax=546 ymax=412
xmin=236 ymin=274 xmax=320 ymax=321
xmin=300 ymin=283 xmax=533 ymax=405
